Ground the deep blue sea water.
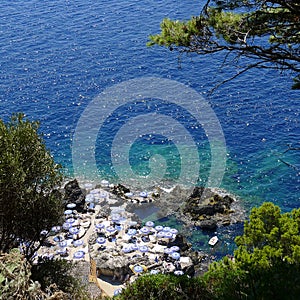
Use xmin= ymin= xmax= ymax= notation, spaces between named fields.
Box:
xmin=0 ymin=0 xmax=299 ymax=252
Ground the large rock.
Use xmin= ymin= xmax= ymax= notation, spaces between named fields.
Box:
xmin=94 ymin=253 xmax=130 ymax=278
xmin=196 ymin=219 xmax=217 ymax=230
xmin=188 ymin=186 xmax=205 ymax=199
xmin=155 ymin=185 xmax=245 ymax=230
xmin=95 ymin=205 xmax=111 ymax=219
xmin=168 ymin=234 xmax=191 ymax=252
xmin=189 ymin=251 xmax=211 ymax=276
xmin=182 ymin=187 xmax=238 ymax=230
xmin=93 ymin=252 xmax=150 ymax=282
xmin=110 ymin=184 xmax=131 ymax=198
xmin=63 ymin=179 xmax=86 ymax=212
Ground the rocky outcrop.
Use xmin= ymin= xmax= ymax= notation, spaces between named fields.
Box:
xmin=168 ymin=234 xmax=191 ymax=252
xmin=154 ymin=185 xmax=245 ymax=230
xmin=189 ymin=251 xmax=211 ymax=276
xmin=95 ymin=205 xmax=111 ymax=219
xmin=94 ymin=253 xmax=132 ymax=280
xmin=182 ymin=187 xmax=240 ymax=229
xmin=72 ymin=261 xmax=102 ymax=299
xmin=110 ymin=184 xmax=131 ymax=198
xmin=63 ymin=179 xmax=86 ymax=212
xmin=91 ymin=247 xmax=152 ymax=282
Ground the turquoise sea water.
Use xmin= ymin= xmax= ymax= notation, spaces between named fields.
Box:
xmin=0 ymin=0 xmax=299 ymax=252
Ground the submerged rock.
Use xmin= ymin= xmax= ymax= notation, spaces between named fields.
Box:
xmin=197 ymin=219 xmax=217 ymax=230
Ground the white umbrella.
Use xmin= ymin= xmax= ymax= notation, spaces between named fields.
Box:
xmin=174 ymin=270 xmax=184 ymax=276
xmin=66 ymin=218 xmax=76 ymax=224
xmin=67 ymin=203 xmax=76 ymax=209
xmin=106 ymin=226 xmax=116 ymax=234
xmin=96 ymin=237 xmax=106 ymax=244
xmin=145 ymin=221 xmax=155 ymax=227
xmin=59 ymin=241 xmax=67 ymax=248
xmin=95 ymin=223 xmax=105 ymax=229
xmin=171 ymin=252 xmax=180 ymax=260
xmin=64 ymin=209 xmax=73 ymax=215
xmin=100 ymin=191 xmax=107 ymax=198
xmin=164 ymin=248 xmax=173 ymax=255
xmin=73 ymin=250 xmax=85 ymax=259
xmin=40 ymin=230 xmax=48 ymax=236
xmin=164 ymin=232 xmax=173 ymax=239
xmin=140 ymin=227 xmax=150 ymax=235
xmin=133 ymin=265 xmax=144 ymax=273
xmin=157 ymin=231 xmax=165 ymax=238
xmin=51 ymin=226 xmax=61 ymax=233
xmin=122 ymin=246 xmax=132 ymax=253
xmin=62 ymin=223 xmax=72 ymax=230
xmin=155 ymin=225 xmax=164 ymax=231
xmin=170 ymin=246 xmax=180 ymax=252
xmin=170 ymin=228 xmax=178 ymax=235
xmin=139 ymin=191 xmax=148 ymax=198
xmin=73 ymin=239 xmax=84 ymax=247
xmin=139 ymin=245 xmax=148 ymax=253
xmin=130 ymin=244 xmax=139 ymax=251
xmin=127 ymin=229 xmax=137 ymax=236
xmin=69 ymin=227 xmax=79 ymax=235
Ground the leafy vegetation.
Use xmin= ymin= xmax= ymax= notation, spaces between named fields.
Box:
xmin=0 ymin=248 xmax=42 ymax=300
xmin=0 ymin=249 xmax=91 ymax=300
xmin=148 ymin=0 xmax=300 ymax=89
xmin=0 ymin=113 xmax=64 ymax=261
xmin=31 ymin=258 xmax=92 ymax=300
xmin=0 ymin=248 xmax=68 ymax=300
xmin=204 ymin=202 xmax=300 ymax=299
xmin=115 ymin=273 xmax=211 ymax=300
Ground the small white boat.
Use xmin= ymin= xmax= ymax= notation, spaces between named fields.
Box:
xmin=208 ymin=236 xmax=219 ymax=246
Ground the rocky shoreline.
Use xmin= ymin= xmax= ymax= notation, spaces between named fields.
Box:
xmin=61 ymin=179 xmax=246 ymax=282
xmin=157 ymin=185 xmax=246 ymax=230
xmin=62 ymin=180 xmax=206 ymax=280
xmin=105 ymin=182 xmax=246 ymax=230
xmin=32 ymin=178 xmax=249 ymax=297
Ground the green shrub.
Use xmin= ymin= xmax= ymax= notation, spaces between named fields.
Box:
xmin=115 ymin=274 xmax=212 ymax=300
xmin=30 ymin=258 xmax=91 ymax=299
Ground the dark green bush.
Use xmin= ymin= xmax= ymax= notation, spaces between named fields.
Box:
xmin=115 ymin=274 xmax=212 ymax=300
xmin=31 ymin=258 xmax=90 ymax=299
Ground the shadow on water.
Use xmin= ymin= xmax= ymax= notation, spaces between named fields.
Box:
xmin=99 ymin=274 xmax=122 ymax=286
xmin=192 ymin=222 xmax=244 ymax=259
xmin=133 ymin=205 xmax=160 ymax=221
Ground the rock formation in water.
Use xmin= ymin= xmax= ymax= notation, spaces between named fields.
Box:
xmin=63 ymin=179 xmax=86 ymax=212
xmin=154 ymin=185 xmax=245 ymax=230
